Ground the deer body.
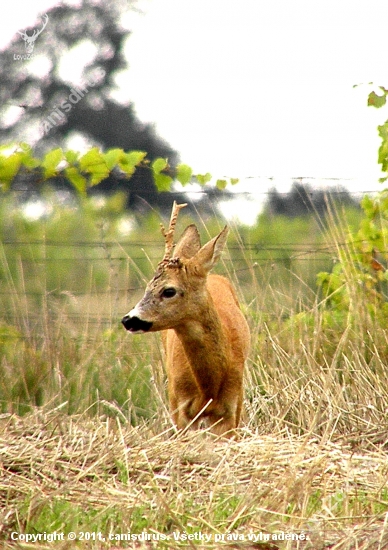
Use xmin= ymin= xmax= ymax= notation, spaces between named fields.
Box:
xmin=122 ymin=203 xmax=250 ymax=437
xmin=164 ymin=273 xmax=249 ymax=434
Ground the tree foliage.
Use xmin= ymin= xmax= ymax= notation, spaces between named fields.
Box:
xmin=0 ymin=0 xmax=181 ymax=209
xmin=0 ymin=0 xmax=239 ymax=210
xmin=265 ymin=182 xmax=359 ymax=218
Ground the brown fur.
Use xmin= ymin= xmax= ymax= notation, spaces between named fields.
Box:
xmin=122 ymin=205 xmax=250 ymax=437
xmin=164 ymin=273 xmax=250 ymax=436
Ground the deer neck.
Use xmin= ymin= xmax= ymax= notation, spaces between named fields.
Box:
xmin=174 ymin=294 xmax=230 ymax=400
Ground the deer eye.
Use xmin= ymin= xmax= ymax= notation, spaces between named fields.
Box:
xmin=161 ymin=288 xmax=177 ymax=298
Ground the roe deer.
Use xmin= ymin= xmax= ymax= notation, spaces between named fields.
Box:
xmin=122 ymin=202 xmax=250 ymax=437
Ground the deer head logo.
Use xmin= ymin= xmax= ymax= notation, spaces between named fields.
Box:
xmin=17 ymin=14 xmax=48 ymax=54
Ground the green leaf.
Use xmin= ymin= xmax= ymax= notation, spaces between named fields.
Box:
xmin=230 ymin=177 xmax=239 ymax=185
xmin=103 ymin=148 xmax=125 ymax=170
xmin=117 ymin=156 xmax=136 ymax=177
xmin=378 ymin=146 xmax=388 ymax=172
xmin=361 ymin=195 xmax=376 ymax=218
xmin=216 ymin=179 xmax=227 ymax=190
xmin=196 ymin=173 xmax=212 ymax=185
xmin=89 ymin=167 xmax=110 ymax=186
xmin=151 ymin=158 xmax=171 ymax=190
xmin=176 ymin=163 xmax=192 ymax=186
xmin=316 ymin=271 xmax=330 ymax=287
xmin=126 ymin=150 xmax=147 ymax=166
xmin=20 ymin=150 xmax=39 ymax=170
xmin=42 ymin=148 xmax=64 ymax=179
xmin=153 ymin=172 xmax=173 ymax=192
xmin=65 ymin=150 xmax=79 ymax=164
xmin=79 ymin=148 xmax=110 ymax=186
xmin=79 ymin=147 xmax=103 ymax=171
xmin=64 ymin=166 xmax=87 ymax=195
xmin=0 ymin=152 xmax=22 ymax=189
xmin=17 ymin=144 xmax=40 ymax=170
xmin=117 ymin=151 xmax=147 ymax=177
xmin=378 ymin=122 xmax=388 ymax=141
xmin=118 ymin=163 xmax=135 ymax=178
xmin=368 ymin=91 xmax=387 ymax=108
xmin=152 ymin=157 xmax=168 ymax=174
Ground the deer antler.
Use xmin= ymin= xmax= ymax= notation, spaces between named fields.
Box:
xmin=36 ymin=14 xmax=49 ymax=37
xmin=159 ymin=201 xmax=187 ymax=266
xmin=18 ymin=14 xmax=48 ymax=39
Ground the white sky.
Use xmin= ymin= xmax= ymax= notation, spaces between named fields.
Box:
xmin=2 ymin=0 xmax=388 ymax=221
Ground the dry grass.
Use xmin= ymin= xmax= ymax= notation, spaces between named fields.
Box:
xmin=1 ymin=407 xmax=388 ymax=549
xmin=2 ymin=201 xmax=388 ymax=548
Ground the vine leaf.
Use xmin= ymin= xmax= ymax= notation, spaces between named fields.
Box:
xmin=196 ymin=173 xmax=212 ymax=186
xmin=176 ymin=163 xmax=192 ymax=186
xmin=368 ymin=89 xmax=388 ymax=109
xmin=42 ymin=148 xmax=64 ymax=179
xmin=0 ymin=153 xmax=22 ymax=189
xmin=79 ymin=147 xmax=110 ymax=186
xmin=152 ymin=158 xmax=172 ymax=191
xmin=64 ymin=167 xmax=87 ymax=195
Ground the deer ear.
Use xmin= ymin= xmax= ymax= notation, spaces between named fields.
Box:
xmin=173 ymin=224 xmax=201 ymax=259
xmin=192 ymin=226 xmax=229 ymax=273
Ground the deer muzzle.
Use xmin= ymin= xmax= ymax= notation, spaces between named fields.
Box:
xmin=121 ymin=311 xmax=153 ymax=333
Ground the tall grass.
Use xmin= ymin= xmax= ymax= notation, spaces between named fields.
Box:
xmin=245 ymin=201 xmax=388 ymax=443
xmin=0 ymin=193 xmax=346 ymax=422
xmin=0 ymin=193 xmax=165 ymax=421
xmin=2 ymin=192 xmax=386 ymax=440
xmin=3 ymin=193 xmax=388 ymax=548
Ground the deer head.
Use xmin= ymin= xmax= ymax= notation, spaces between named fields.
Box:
xmin=18 ymin=14 xmax=48 ymax=54
xmin=122 ymin=202 xmax=228 ymax=334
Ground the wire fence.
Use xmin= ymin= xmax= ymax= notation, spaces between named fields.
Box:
xmin=1 ymin=180 xmax=383 ymax=341
xmin=0 ymin=238 xmax=342 ymax=335
xmin=0 ymin=237 xmax=364 ymax=276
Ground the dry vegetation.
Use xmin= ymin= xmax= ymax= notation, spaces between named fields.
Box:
xmin=1 ymin=197 xmax=388 ymax=548
xmin=1 ymin=407 xmax=388 ymax=549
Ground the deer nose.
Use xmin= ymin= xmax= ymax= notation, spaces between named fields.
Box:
xmin=121 ymin=314 xmax=153 ymax=333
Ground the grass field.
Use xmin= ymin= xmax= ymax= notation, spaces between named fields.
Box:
xmin=1 ymin=194 xmax=388 ymax=549
xmin=2 ymin=408 xmax=388 ymax=549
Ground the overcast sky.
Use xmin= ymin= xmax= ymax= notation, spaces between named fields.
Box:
xmin=2 ymin=0 xmax=388 ymax=210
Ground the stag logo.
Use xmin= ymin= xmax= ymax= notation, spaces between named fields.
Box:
xmin=15 ymin=14 xmax=48 ymax=59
